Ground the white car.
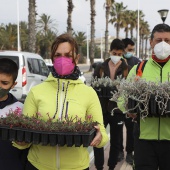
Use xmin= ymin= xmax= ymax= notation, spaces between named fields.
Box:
xmin=0 ymin=51 xmax=49 ymax=102
xmin=46 ymin=63 xmax=86 ymax=84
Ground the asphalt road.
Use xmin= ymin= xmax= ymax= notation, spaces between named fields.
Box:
xmin=78 ymin=64 xmax=93 ymax=85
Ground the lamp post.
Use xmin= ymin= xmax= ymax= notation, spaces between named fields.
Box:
xmin=17 ymin=0 xmax=21 ymax=51
xmin=158 ymin=9 xmax=169 ymax=23
xmin=86 ymin=24 xmax=90 ymax=65
xmin=100 ymin=29 xmax=103 ymax=62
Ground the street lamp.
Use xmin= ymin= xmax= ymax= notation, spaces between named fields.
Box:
xmin=86 ymin=24 xmax=90 ymax=65
xmin=158 ymin=9 xmax=169 ymax=23
xmin=100 ymin=29 xmax=104 ymax=62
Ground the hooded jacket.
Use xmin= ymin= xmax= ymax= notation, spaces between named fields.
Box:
xmin=125 ymin=58 xmax=170 ymax=140
xmin=0 ymin=94 xmax=28 ymax=170
xmin=14 ymin=73 xmax=109 ymax=170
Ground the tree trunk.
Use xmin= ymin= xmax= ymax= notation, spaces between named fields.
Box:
xmin=144 ymin=38 xmax=148 ymax=58
xmin=89 ymin=0 xmax=96 ymax=71
xmin=28 ymin=0 xmax=36 ymax=53
xmin=67 ymin=0 xmax=74 ymax=35
xmin=104 ymin=6 xmax=110 ymax=61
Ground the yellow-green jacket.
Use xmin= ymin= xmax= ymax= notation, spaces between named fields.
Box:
xmin=125 ymin=58 xmax=170 ymax=140
xmin=13 ymin=74 xmax=109 ymax=170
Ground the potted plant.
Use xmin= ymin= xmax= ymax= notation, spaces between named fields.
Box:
xmin=91 ymin=77 xmax=119 ymax=98
xmin=0 ymin=108 xmax=97 ymax=147
xmin=110 ymin=77 xmax=170 ymax=118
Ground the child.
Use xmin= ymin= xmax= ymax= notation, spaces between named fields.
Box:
xmin=0 ymin=58 xmax=28 ymax=170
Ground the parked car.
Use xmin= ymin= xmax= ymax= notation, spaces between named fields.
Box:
xmin=0 ymin=51 xmax=49 ymax=102
xmin=46 ymin=63 xmax=86 ymax=84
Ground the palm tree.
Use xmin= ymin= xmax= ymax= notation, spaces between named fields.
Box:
xmin=128 ymin=10 xmax=137 ymax=39
xmin=122 ymin=10 xmax=132 ymax=38
xmin=20 ymin=21 xmax=29 ymax=51
xmin=109 ymin=2 xmax=127 ymax=38
xmin=0 ymin=24 xmax=17 ymax=50
xmin=73 ymin=31 xmax=86 ymax=63
xmin=36 ymin=30 xmax=56 ymax=59
xmin=67 ymin=0 xmax=74 ymax=35
xmin=37 ymin=13 xmax=57 ymax=36
xmin=28 ymin=0 xmax=37 ymax=53
xmin=86 ymin=0 xmax=96 ymax=71
xmin=36 ymin=13 xmax=58 ymax=58
xmin=103 ymin=0 xmax=114 ymax=60
xmin=140 ymin=20 xmax=150 ymax=59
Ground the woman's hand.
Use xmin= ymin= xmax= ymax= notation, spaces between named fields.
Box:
xmin=90 ymin=125 xmax=102 ymax=147
xmin=15 ymin=141 xmax=28 ymax=146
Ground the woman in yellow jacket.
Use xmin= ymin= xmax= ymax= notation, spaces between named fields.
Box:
xmin=14 ymin=33 xmax=109 ymax=170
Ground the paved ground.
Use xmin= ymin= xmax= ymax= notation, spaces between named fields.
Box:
xmin=89 ymin=125 xmax=133 ymax=170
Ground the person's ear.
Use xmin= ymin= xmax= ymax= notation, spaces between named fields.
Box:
xmin=11 ymin=82 xmax=17 ymax=89
xmin=75 ymin=54 xmax=80 ymax=65
xmin=150 ymin=39 xmax=154 ymax=49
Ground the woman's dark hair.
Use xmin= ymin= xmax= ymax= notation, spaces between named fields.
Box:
xmin=51 ymin=33 xmax=78 ymax=63
xmin=110 ymin=38 xmax=125 ymax=51
xmin=0 ymin=58 xmax=18 ymax=83
xmin=151 ymin=23 xmax=170 ymax=40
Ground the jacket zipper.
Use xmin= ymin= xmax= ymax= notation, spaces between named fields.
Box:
xmin=56 ymin=145 xmax=60 ymax=169
xmin=57 ymin=81 xmax=65 ymax=169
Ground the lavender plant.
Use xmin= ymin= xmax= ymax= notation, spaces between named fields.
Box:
xmin=110 ymin=77 xmax=170 ymax=118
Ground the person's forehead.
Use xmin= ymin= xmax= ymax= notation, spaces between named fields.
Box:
xmin=153 ymin=32 xmax=170 ymax=39
xmin=0 ymin=73 xmax=13 ymax=82
xmin=126 ymin=44 xmax=134 ymax=49
xmin=56 ymin=42 xmax=72 ymax=53
xmin=111 ymin=49 xmax=124 ymax=53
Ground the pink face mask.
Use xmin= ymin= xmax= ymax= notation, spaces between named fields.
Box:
xmin=53 ymin=56 xmax=75 ymax=76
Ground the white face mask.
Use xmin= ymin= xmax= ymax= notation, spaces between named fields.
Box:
xmin=154 ymin=41 xmax=170 ymax=60
xmin=110 ymin=56 xmax=121 ymax=64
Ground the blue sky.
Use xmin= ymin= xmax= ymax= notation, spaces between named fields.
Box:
xmin=0 ymin=0 xmax=170 ymax=38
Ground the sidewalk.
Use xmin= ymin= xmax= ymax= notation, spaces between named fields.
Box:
xmin=89 ymin=125 xmax=133 ymax=170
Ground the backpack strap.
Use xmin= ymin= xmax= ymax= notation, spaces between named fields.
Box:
xmin=136 ymin=60 xmax=147 ymax=77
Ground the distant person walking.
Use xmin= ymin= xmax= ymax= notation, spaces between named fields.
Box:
xmin=118 ymin=38 xmax=140 ymax=165
xmin=93 ymin=39 xmax=130 ymax=170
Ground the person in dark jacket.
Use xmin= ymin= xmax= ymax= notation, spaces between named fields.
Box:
xmin=0 ymin=58 xmax=28 ymax=170
xmin=117 ymin=38 xmax=140 ymax=165
xmin=93 ymin=39 xmax=130 ymax=170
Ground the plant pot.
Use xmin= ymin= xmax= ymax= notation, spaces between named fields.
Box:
xmin=49 ymin=133 xmax=58 ymax=146
xmin=166 ymin=99 xmax=170 ymax=117
xmin=41 ymin=132 xmax=49 ymax=146
xmin=128 ymin=98 xmax=137 ymax=113
xmin=0 ymin=126 xmax=9 ymax=140
xmin=24 ymin=130 xmax=32 ymax=143
xmin=32 ymin=131 xmax=41 ymax=145
xmin=65 ymin=134 xmax=74 ymax=147
xmin=74 ymin=135 xmax=82 ymax=147
xmin=9 ymin=129 xmax=17 ymax=141
xmin=0 ymin=126 xmax=96 ymax=147
xmin=94 ymin=85 xmax=117 ymax=98
xmin=81 ymin=129 xmax=96 ymax=147
xmin=58 ymin=134 xmax=66 ymax=146
xmin=16 ymin=129 xmax=25 ymax=142
xmin=149 ymin=94 xmax=157 ymax=116
xmin=94 ymin=87 xmax=102 ymax=97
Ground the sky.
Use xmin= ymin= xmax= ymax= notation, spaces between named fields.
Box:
xmin=0 ymin=0 xmax=170 ymax=39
